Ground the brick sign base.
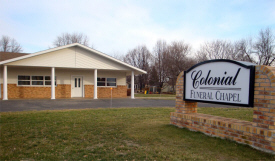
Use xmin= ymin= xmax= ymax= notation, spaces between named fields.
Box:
xmin=170 ymin=65 xmax=275 ymax=154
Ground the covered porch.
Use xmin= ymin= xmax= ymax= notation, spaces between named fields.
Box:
xmin=1 ymin=65 xmax=136 ymax=100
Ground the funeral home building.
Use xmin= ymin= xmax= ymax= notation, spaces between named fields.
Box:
xmin=0 ymin=43 xmax=146 ymax=100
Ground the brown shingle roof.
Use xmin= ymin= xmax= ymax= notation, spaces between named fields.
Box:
xmin=0 ymin=52 xmax=29 ymax=62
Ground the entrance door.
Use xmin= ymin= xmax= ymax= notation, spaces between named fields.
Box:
xmin=71 ymin=76 xmax=83 ymax=97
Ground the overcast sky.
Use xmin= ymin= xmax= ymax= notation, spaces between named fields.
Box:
xmin=1 ymin=0 xmax=274 ymax=56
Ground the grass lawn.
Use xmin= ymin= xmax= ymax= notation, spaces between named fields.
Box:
xmin=135 ymin=93 xmax=176 ymax=97
xmin=1 ymin=107 xmax=274 ymax=160
xmin=198 ymin=107 xmax=254 ymax=122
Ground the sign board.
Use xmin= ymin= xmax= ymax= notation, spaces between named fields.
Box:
xmin=184 ymin=60 xmax=255 ymax=107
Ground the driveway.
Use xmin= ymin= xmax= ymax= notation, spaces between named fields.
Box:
xmin=0 ymin=98 xmax=235 ymax=112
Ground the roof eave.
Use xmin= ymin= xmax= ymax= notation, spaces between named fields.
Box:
xmin=0 ymin=43 xmax=147 ymax=74
xmin=77 ymin=44 xmax=147 ymax=74
xmin=0 ymin=43 xmax=77 ymax=65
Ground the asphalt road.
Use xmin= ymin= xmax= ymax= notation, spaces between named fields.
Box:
xmin=0 ymin=98 xmax=236 ymax=112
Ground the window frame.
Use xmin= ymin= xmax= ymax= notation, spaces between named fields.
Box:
xmin=17 ymin=75 xmax=57 ymax=87
xmin=31 ymin=76 xmax=44 ymax=86
xmin=97 ymin=78 xmax=106 ymax=87
xmin=18 ymin=75 xmax=31 ymax=86
xmin=97 ymin=77 xmax=117 ymax=87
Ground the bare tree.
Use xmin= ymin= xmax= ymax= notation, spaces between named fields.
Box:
xmin=53 ymin=32 xmax=91 ymax=47
xmin=0 ymin=35 xmax=23 ymax=53
xmin=111 ymin=51 xmax=124 ymax=61
xmin=253 ymin=28 xmax=275 ymax=66
xmin=163 ymin=41 xmax=192 ymax=93
xmin=153 ymin=40 xmax=167 ymax=88
xmin=232 ymin=38 xmax=255 ymax=62
xmin=195 ymin=39 xmax=254 ymax=63
xmin=195 ymin=28 xmax=275 ymax=66
xmin=148 ymin=65 xmax=159 ymax=86
xmin=195 ymin=40 xmax=233 ymax=62
xmin=123 ymin=45 xmax=152 ymax=91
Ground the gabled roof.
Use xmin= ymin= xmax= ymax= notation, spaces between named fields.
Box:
xmin=0 ymin=43 xmax=147 ymax=74
xmin=0 ymin=52 xmax=29 ymax=61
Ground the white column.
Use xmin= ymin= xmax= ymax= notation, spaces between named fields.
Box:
xmin=131 ymin=71 xmax=135 ymax=99
xmin=94 ymin=69 xmax=98 ymax=99
xmin=3 ymin=65 xmax=8 ymax=100
xmin=51 ymin=67 xmax=55 ymax=99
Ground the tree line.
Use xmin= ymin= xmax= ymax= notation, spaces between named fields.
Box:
xmin=1 ymin=28 xmax=274 ymax=93
xmin=0 ymin=32 xmax=92 ymax=53
xmin=121 ymin=27 xmax=274 ymax=93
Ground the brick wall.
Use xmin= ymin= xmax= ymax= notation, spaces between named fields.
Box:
xmin=85 ymin=85 xmax=127 ymax=98
xmin=170 ymin=65 xmax=275 ymax=154
xmin=7 ymin=84 xmax=52 ymax=99
xmin=175 ymin=71 xmax=197 ymax=114
xmin=1 ymin=84 xmax=127 ymax=99
xmin=84 ymin=85 xmax=94 ymax=98
xmin=98 ymin=85 xmax=127 ymax=98
xmin=0 ymin=84 xmax=71 ymax=99
xmin=56 ymin=85 xmax=71 ymax=98
xmin=253 ymin=66 xmax=275 ymax=130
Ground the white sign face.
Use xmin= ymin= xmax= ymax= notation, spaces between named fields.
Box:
xmin=184 ymin=60 xmax=255 ymax=107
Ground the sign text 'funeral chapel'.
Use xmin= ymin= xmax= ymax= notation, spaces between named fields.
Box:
xmin=184 ymin=60 xmax=255 ymax=107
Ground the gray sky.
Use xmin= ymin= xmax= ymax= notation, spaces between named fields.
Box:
xmin=1 ymin=0 xmax=274 ymax=56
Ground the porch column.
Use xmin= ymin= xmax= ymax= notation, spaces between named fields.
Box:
xmin=3 ymin=65 xmax=8 ymax=100
xmin=94 ymin=69 xmax=97 ymax=99
xmin=51 ymin=67 xmax=55 ymax=99
xmin=131 ymin=71 xmax=134 ymax=99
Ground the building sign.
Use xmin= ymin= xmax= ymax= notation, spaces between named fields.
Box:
xmin=184 ymin=60 xmax=255 ymax=107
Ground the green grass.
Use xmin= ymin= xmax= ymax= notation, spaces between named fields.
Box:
xmin=198 ymin=107 xmax=253 ymax=122
xmin=1 ymin=107 xmax=274 ymax=160
xmin=135 ymin=93 xmax=176 ymax=97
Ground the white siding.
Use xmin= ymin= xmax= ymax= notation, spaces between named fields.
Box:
xmin=5 ymin=67 xmax=126 ymax=86
xmin=75 ymin=47 xmax=130 ymax=70
xmin=56 ymin=69 xmax=94 ymax=85
xmin=7 ymin=48 xmax=76 ymax=67
xmin=6 ymin=47 xmax=131 ymax=71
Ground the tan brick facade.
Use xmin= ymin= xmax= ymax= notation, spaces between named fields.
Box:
xmin=56 ymin=84 xmax=71 ymax=98
xmin=171 ymin=65 xmax=275 ymax=154
xmin=0 ymin=84 xmax=71 ymax=99
xmin=97 ymin=85 xmax=127 ymax=98
xmin=84 ymin=85 xmax=94 ymax=98
xmin=1 ymin=84 xmax=127 ymax=99
xmin=84 ymin=85 xmax=127 ymax=98
xmin=253 ymin=66 xmax=275 ymax=130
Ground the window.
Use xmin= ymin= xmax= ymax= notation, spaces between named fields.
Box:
xmin=18 ymin=75 xmax=30 ymax=85
xmin=107 ymin=78 xmax=116 ymax=86
xmin=45 ymin=76 xmax=57 ymax=86
xmin=32 ymin=76 xmax=43 ymax=85
xmin=97 ymin=77 xmax=116 ymax=87
xmin=18 ymin=75 xmax=56 ymax=86
xmin=97 ymin=78 xmax=106 ymax=86
xmin=45 ymin=76 xmax=55 ymax=85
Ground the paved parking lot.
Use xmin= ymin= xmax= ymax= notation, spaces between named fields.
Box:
xmin=0 ymin=98 xmax=235 ymax=112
